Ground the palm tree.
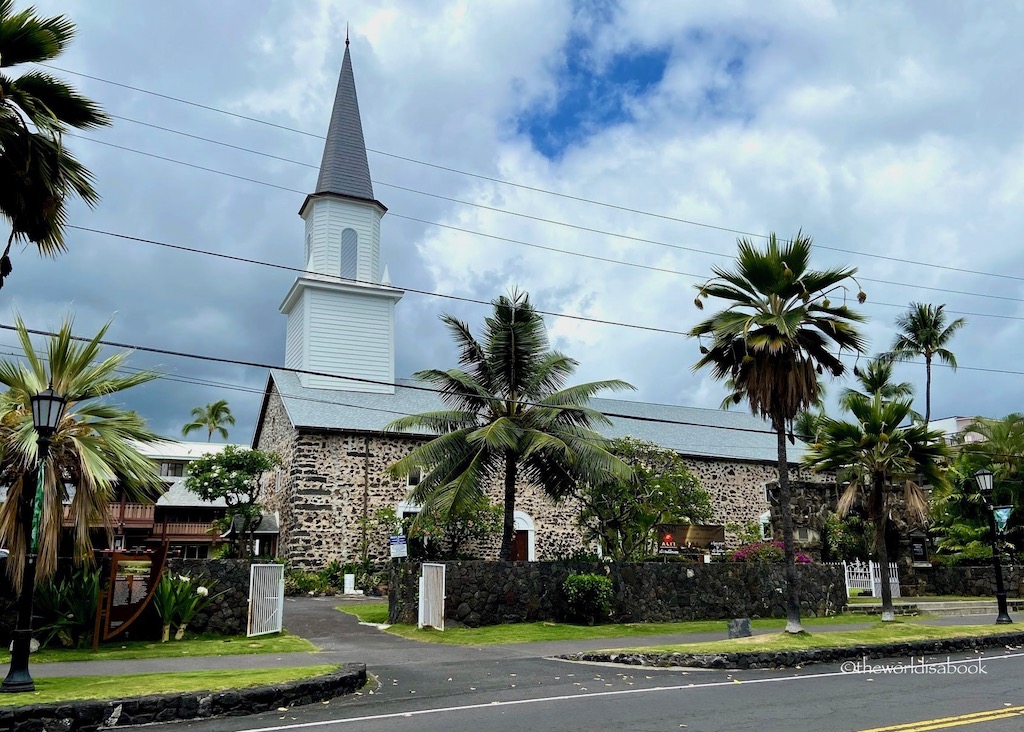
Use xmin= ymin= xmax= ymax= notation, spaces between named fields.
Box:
xmin=386 ymin=291 xmax=633 ymax=560
xmin=182 ymin=400 xmax=235 ymax=442
xmin=0 ymin=316 xmax=164 ymax=590
xmin=804 ymin=394 xmax=949 ymax=620
xmin=690 ymin=232 xmax=866 ymax=632
xmin=961 ymin=413 xmax=1024 ymax=484
xmin=839 ymin=359 xmax=918 ymax=417
xmin=0 ymin=0 xmax=111 ymax=288
xmin=880 ymin=303 xmax=966 ymax=425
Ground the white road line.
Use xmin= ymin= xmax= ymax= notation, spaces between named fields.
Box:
xmin=233 ymin=651 xmax=1024 ymax=732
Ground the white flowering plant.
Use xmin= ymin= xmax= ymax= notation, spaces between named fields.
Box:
xmin=151 ymin=572 xmax=225 ymax=641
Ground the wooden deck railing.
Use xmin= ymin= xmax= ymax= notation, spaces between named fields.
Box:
xmin=62 ymin=502 xmax=155 ymax=527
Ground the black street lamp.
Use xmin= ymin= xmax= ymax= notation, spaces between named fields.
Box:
xmin=2 ymin=385 xmax=68 ymax=693
xmin=975 ymin=468 xmax=1013 ymax=625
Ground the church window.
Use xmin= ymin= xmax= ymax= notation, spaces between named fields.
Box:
xmin=341 ymin=228 xmax=358 ymax=280
xmin=304 ymin=231 xmax=312 ymax=266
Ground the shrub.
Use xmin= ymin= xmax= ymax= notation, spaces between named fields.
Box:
xmin=562 ymin=573 xmax=613 ymax=624
xmin=34 ymin=566 xmax=99 ymax=648
xmin=731 ymin=541 xmax=811 ymax=564
xmin=283 ymin=567 xmax=328 ymax=596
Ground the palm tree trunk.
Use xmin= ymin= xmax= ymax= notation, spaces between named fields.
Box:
xmin=775 ymin=423 xmax=804 ymax=633
xmin=874 ymin=474 xmax=895 ymax=621
xmin=499 ymin=451 xmax=517 ymax=561
xmin=924 ymin=355 xmax=932 ymax=425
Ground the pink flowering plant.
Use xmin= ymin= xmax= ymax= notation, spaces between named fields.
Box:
xmin=731 ymin=540 xmax=811 ymax=564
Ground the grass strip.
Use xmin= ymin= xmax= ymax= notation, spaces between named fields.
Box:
xmin=0 ymin=664 xmax=336 ymax=707
xmin=337 ymin=603 xmax=884 ymax=645
xmin=607 ymin=622 xmax=1018 ymax=655
xmin=4 ymin=632 xmax=316 ymax=665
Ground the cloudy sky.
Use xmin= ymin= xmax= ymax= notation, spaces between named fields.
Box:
xmin=3 ymin=0 xmax=1022 ymax=443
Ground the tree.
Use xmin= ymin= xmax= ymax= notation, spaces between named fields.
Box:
xmin=961 ymin=413 xmax=1024 ymax=483
xmin=386 ymin=290 xmax=633 ymax=560
xmin=839 ymin=359 xmax=916 ymax=414
xmin=406 ymin=500 xmax=504 ymax=560
xmin=184 ymin=445 xmax=281 ymax=559
xmin=182 ymin=399 xmax=236 ymax=442
xmin=0 ymin=0 xmax=111 ymax=288
xmin=576 ymin=436 xmax=713 ymax=560
xmin=690 ymin=232 xmax=866 ymax=632
xmin=0 ymin=316 xmax=164 ymax=590
xmin=804 ymin=394 xmax=949 ymax=620
xmin=880 ymin=303 xmax=966 ymax=424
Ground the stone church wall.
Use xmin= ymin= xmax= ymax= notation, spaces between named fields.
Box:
xmin=256 ymin=383 xmax=835 ymax=567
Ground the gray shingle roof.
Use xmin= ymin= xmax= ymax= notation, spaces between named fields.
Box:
xmin=268 ymin=369 xmax=804 ymax=464
xmin=315 ymin=44 xmax=374 ymax=201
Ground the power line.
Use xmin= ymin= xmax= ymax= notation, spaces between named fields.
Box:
xmin=44 ymin=63 xmax=1024 ymax=285
xmin=67 ymin=132 xmax=1024 ymax=308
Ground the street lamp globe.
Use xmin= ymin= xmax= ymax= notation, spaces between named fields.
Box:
xmin=30 ymin=385 xmax=67 ymax=437
xmin=975 ymin=468 xmax=994 ymax=498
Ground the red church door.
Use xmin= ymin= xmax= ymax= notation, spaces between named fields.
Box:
xmin=511 ymin=530 xmax=529 ymax=561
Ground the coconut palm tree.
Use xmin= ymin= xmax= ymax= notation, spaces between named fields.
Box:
xmin=0 ymin=0 xmax=111 ymax=288
xmin=804 ymin=394 xmax=948 ymax=621
xmin=961 ymin=413 xmax=1024 ymax=485
xmin=182 ymin=400 xmax=235 ymax=442
xmin=690 ymin=231 xmax=866 ymax=632
xmin=840 ymin=359 xmax=919 ymax=418
xmin=880 ymin=303 xmax=966 ymax=424
xmin=0 ymin=316 xmax=165 ymax=590
xmin=386 ymin=291 xmax=633 ymax=560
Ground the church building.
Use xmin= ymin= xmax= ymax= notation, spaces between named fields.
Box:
xmin=252 ymin=41 xmax=830 ymax=568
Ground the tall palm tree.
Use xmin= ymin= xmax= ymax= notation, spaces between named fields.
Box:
xmin=839 ymin=359 xmax=918 ymax=417
xmin=0 ymin=316 xmax=164 ymax=590
xmin=880 ymin=303 xmax=966 ymax=425
xmin=386 ymin=291 xmax=633 ymax=560
xmin=804 ymin=394 xmax=949 ymax=620
xmin=0 ymin=0 xmax=111 ymax=288
xmin=690 ymin=232 xmax=866 ymax=632
xmin=182 ymin=399 xmax=235 ymax=442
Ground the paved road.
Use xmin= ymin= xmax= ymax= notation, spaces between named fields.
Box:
xmin=158 ymin=598 xmax=1024 ymax=732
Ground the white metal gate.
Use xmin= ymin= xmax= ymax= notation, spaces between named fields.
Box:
xmin=843 ymin=560 xmax=900 ymax=598
xmin=418 ymin=563 xmax=446 ymax=631
xmin=247 ymin=563 xmax=285 ymax=637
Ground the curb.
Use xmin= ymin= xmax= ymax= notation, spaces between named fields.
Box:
xmin=0 ymin=663 xmax=366 ymax=732
xmin=561 ymin=632 xmax=1024 ymax=670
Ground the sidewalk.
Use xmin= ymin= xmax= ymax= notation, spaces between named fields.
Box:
xmin=3 ymin=596 xmax=1013 ymax=681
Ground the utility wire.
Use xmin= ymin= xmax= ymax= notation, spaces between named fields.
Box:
xmin=43 ymin=63 xmax=1024 ymax=285
xmin=67 ymin=132 xmax=1024 ymax=308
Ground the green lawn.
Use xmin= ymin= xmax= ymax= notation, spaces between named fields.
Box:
xmin=0 ymin=665 xmax=337 ymax=707
xmin=337 ymin=603 xmax=872 ymax=645
xmin=4 ymin=632 xmax=316 ymax=665
xmin=610 ymin=622 xmax=1018 ymax=655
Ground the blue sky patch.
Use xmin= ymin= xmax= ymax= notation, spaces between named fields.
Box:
xmin=518 ymin=35 xmax=670 ymax=159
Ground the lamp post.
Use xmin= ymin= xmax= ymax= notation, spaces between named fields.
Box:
xmin=975 ymin=468 xmax=1013 ymax=625
xmin=2 ymin=385 xmax=68 ymax=693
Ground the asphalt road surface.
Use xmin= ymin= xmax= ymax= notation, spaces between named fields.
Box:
xmin=167 ymin=599 xmax=1024 ymax=732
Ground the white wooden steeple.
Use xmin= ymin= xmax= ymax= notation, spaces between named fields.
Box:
xmin=280 ymin=38 xmax=403 ymax=393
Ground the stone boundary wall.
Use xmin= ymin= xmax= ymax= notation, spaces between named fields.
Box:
xmin=0 ymin=664 xmax=365 ymax=732
xmin=389 ymin=561 xmax=846 ymax=626
xmin=901 ymin=564 xmax=1023 ymax=598
xmin=567 ymin=632 xmax=1024 ymax=670
xmin=0 ymin=559 xmax=257 ymax=644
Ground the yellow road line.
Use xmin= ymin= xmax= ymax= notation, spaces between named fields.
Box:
xmin=857 ymin=706 xmax=1024 ymax=732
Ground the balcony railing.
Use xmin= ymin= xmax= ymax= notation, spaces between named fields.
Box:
xmin=158 ymin=522 xmax=220 ymax=541
xmin=63 ymin=502 xmax=155 ymax=527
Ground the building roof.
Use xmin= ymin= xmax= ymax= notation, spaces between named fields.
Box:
xmin=315 ymin=43 xmax=375 ymax=201
xmin=258 ymin=369 xmax=804 ymax=464
xmin=156 ymin=480 xmax=227 ymax=508
xmin=135 ymin=440 xmax=239 ymax=461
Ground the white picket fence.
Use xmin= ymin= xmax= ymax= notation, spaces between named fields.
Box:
xmin=418 ymin=563 xmax=446 ymax=631
xmin=247 ymin=563 xmax=285 ymax=637
xmin=841 ymin=559 xmax=901 ymax=598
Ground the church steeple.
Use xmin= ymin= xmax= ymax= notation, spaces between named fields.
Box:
xmin=314 ymin=42 xmax=375 ymax=202
xmin=282 ymin=38 xmax=404 ymax=395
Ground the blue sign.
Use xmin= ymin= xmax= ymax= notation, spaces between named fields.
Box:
xmin=994 ymin=506 xmax=1013 ymax=534
xmin=389 ymin=535 xmax=408 ymax=558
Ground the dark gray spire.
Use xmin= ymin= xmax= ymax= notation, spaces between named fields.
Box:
xmin=315 ymin=43 xmax=374 ymax=200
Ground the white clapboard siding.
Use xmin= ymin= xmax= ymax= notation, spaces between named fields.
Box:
xmin=303 ymin=197 xmax=382 ymax=284
xmin=305 ymin=290 xmax=395 ymax=392
xmin=285 ymin=305 xmax=305 ymax=371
